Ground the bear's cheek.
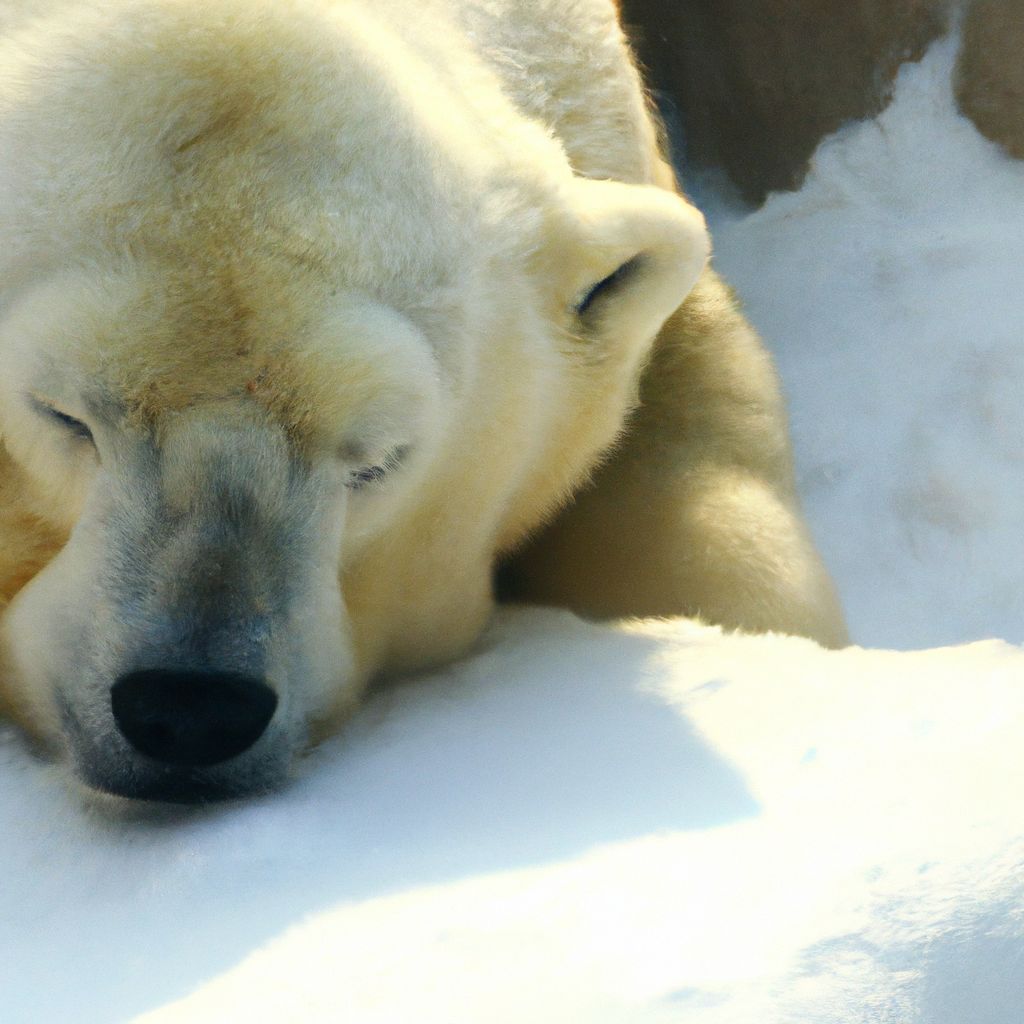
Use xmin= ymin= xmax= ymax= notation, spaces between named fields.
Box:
xmin=0 ymin=541 xmax=100 ymax=744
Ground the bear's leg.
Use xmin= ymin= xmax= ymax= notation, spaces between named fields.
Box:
xmin=499 ymin=267 xmax=849 ymax=649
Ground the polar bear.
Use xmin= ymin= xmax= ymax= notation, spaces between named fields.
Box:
xmin=0 ymin=0 xmax=846 ymax=801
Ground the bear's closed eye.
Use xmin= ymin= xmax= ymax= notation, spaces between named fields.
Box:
xmin=30 ymin=397 xmax=95 ymax=444
xmin=346 ymin=444 xmax=412 ymax=490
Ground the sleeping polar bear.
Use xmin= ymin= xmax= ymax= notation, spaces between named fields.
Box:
xmin=0 ymin=0 xmax=846 ymax=801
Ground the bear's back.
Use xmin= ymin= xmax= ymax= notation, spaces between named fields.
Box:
xmin=0 ymin=0 xmax=65 ymax=35
xmin=363 ymin=0 xmax=661 ymax=186
xmin=456 ymin=0 xmax=660 ymax=185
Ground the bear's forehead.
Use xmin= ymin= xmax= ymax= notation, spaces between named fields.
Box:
xmin=59 ymin=258 xmax=420 ymax=447
xmin=0 ymin=240 xmax=438 ymax=460
xmin=0 ymin=0 xmax=556 ymax=305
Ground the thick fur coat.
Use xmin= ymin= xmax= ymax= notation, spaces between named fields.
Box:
xmin=0 ymin=0 xmax=845 ymax=801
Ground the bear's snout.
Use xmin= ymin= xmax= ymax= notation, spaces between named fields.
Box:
xmin=111 ymin=668 xmax=278 ymax=768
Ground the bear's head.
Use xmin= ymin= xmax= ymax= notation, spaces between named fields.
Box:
xmin=0 ymin=0 xmax=707 ymax=801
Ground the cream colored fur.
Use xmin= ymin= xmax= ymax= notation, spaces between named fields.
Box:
xmin=0 ymin=0 xmax=844 ymax=794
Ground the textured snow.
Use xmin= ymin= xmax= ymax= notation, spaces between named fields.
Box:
xmin=2 ymin=33 xmax=1024 ymax=1024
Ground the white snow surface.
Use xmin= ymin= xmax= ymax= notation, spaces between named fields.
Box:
xmin=3 ymin=34 xmax=1024 ymax=1024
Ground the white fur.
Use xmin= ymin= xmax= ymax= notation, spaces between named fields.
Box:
xmin=0 ymin=0 xmax=850 ymax=804
xmin=0 ymin=0 xmax=716 ymax=796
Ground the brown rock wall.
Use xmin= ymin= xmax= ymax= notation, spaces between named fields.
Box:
xmin=620 ymin=0 xmax=950 ymax=204
xmin=956 ymin=0 xmax=1024 ymax=160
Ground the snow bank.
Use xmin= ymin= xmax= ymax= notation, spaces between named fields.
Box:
xmin=4 ymin=609 xmax=1024 ymax=1024
xmin=3 ymin=31 xmax=1024 ymax=1024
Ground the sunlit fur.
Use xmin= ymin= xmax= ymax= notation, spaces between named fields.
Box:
xmin=0 ymin=0 xmax=842 ymax=798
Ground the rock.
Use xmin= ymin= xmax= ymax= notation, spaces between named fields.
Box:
xmin=620 ymin=0 xmax=950 ymax=204
xmin=956 ymin=0 xmax=1024 ymax=160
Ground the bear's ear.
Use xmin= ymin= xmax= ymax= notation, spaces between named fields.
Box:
xmin=548 ymin=178 xmax=709 ymax=343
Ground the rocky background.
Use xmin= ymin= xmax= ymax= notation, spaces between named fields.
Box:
xmin=619 ymin=0 xmax=1020 ymax=203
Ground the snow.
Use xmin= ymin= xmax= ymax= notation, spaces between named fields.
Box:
xmin=3 ymin=33 xmax=1024 ymax=1024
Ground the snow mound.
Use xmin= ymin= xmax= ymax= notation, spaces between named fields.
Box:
xmin=3 ymin=609 xmax=1023 ymax=1024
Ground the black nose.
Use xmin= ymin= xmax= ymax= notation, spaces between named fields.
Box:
xmin=111 ymin=669 xmax=278 ymax=767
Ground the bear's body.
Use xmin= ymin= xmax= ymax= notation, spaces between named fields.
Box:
xmin=0 ymin=0 xmax=845 ymax=801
